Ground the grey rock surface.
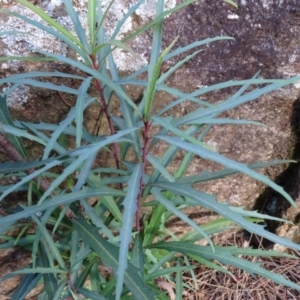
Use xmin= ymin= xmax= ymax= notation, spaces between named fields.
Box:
xmin=0 ymin=0 xmax=299 ymax=210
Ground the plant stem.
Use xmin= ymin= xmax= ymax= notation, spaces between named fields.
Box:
xmin=91 ymin=56 xmax=120 ymax=171
xmin=136 ymin=120 xmax=151 ymax=230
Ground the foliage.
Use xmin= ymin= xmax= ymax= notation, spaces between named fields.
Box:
xmin=0 ymin=0 xmax=300 ymax=299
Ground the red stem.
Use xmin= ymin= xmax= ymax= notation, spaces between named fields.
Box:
xmin=91 ymin=56 xmax=120 ymax=170
xmin=136 ymin=120 xmax=151 ymax=230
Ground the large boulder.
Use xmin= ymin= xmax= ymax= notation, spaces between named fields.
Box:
xmin=0 ymin=0 xmax=300 ymax=223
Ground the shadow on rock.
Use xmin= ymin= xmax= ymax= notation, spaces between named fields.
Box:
xmin=248 ymin=96 xmax=300 ymax=247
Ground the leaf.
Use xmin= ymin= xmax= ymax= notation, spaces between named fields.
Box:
xmin=181 ymin=218 xmax=237 ymax=242
xmin=17 ymin=0 xmax=84 ymax=49
xmin=223 ymin=0 xmax=238 ymax=8
xmin=108 ymin=39 xmax=142 ymax=60
xmin=31 ymin=214 xmax=66 ymax=271
xmin=131 ymin=233 xmax=144 ymax=272
xmin=73 ymin=219 xmax=157 ymax=300
xmin=124 ymin=37 xmax=233 ymax=82
xmin=176 ymin=159 xmax=294 ymax=184
xmin=174 ymin=77 xmax=300 ymax=126
xmin=151 ymin=188 xmax=214 ymax=250
xmin=148 ymin=242 xmax=300 ymax=290
xmin=145 ymin=38 xmax=178 ymax=121
xmin=157 ymin=77 xmax=300 ymax=117
xmin=175 ymin=260 xmax=183 ymax=300
xmin=145 ymin=266 xmax=194 ymax=282
xmin=0 ymin=187 xmax=125 ymax=229
xmin=123 ymin=0 xmax=200 ymax=43
xmin=116 ymin=163 xmax=142 ymax=299
xmin=0 ymin=160 xmax=62 ymax=202
xmin=63 ymin=0 xmax=90 ymax=51
xmin=0 ymin=95 xmax=26 ymax=157
xmin=0 ymin=157 xmax=63 ymax=173
xmin=147 ymin=153 xmax=175 ymax=182
xmin=0 ymin=56 xmax=57 ymax=62
xmin=151 ymin=182 xmax=300 ymax=251
xmin=78 ymin=287 xmax=108 ymax=300
xmin=43 ymin=97 xmax=96 ymax=159
xmin=74 ymin=257 xmax=96 ymax=289
xmin=38 ymin=128 xmax=138 ymax=203
xmin=11 ymin=272 xmax=42 ymax=300
xmin=75 ymin=77 xmax=93 ymax=147
xmin=2 ymin=124 xmax=47 ymax=145
xmin=156 ymin=135 xmax=295 ymax=207
xmin=229 ymin=206 xmax=293 ymax=224
xmin=38 ymin=243 xmax=58 ymax=299
xmin=1 ymin=8 xmax=88 ymax=60
xmin=88 ymin=0 xmax=97 ymax=47
xmin=143 ymin=203 xmax=166 ymax=247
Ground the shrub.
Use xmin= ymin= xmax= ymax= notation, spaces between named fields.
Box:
xmin=0 ymin=0 xmax=300 ymax=299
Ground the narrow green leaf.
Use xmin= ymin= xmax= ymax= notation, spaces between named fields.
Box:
xmin=147 ymin=153 xmax=175 ymax=182
xmin=43 ymin=97 xmax=96 ymax=159
xmin=32 ymin=214 xmax=66 ymax=271
xmin=75 ymin=77 xmax=93 ymax=147
xmin=73 ymin=219 xmax=157 ymax=300
xmin=11 ymin=272 xmax=42 ymax=300
xmin=88 ymin=0 xmax=97 ymax=46
xmin=17 ymin=0 xmax=84 ymax=50
xmin=63 ymin=0 xmax=90 ymax=51
xmin=78 ymin=287 xmax=108 ymax=300
xmin=181 ymin=218 xmax=236 ymax=242
xmin=151 ymin=182 xmax=300 ymax=251
xmin=223 ymin=0 xmax=238 ymax=8
xmin=188 ymin=254 xmax=235 ymax=278
xmin=110 ymin=0 xmax=145 ymax=40
xmin=39 ymin=128 xmax=138 ymax=203
xmin=0 ymin=95 xmax=26 ymax=157
xmin=0 ymin=156 xmax=68 ymax=173
xmin=157 ymin=49 xmax=203 ymax=84
xmin=79 ymin=200 xmax=115 ymax=240
xmin=74 ymin=257 xmax=96 ymax=289
xmin=145 ymin=266 xmax=194 ymax=282
xmin=143 ymin=203 xmax=166 ymax=247
xmin=34 ymin=50 xmax=140 ymax=113
xmin=174 ymin=78 xmax=300 ymax=126
xmin=175 ymin=260 xmax=183 ymax=300
xmin=108 ymin=53 xmax=141 ymax=160
xmin=0 ymin=71 xmax=85 ymax=82
xmin=131 ymin=233 xmax=144 ymax=272
xmin=145 ymin=38 xmax=177 ymax=121
xmin=123 ymin=0 xmax=199 ymax=43
xmin=7 ymin=267 xmax=66 ymax=275
xmin=38 ymin=243 xmax=58 ymax=299
xmin=176 ymin=159 xmax=294 ymax=184
xmin=0 ymin=56 xmax=56 ymax=62
xmin=186 ymin=118 xmax=263 ymax=126
xmin=116 ymin=163 xmax=142 ymax=299
xmin=125 ymin=37 xmax=233 ymax=82
xmin=157 ymin=77 xmax=299 ymax=117
xmin=0 ymin=9 xmax=90 ymax=61
xmin=157 ymin=135 xmax=295 ymax=207
xmin=151 ymin=188 xmax=214 ymax=250
xmin=0 ymin=187 xmax=125 ymax=227
xmin=108 ymin=39 xmax=142 ymax=60
xmin=229 ymin=206 xmax=293 ymax=224
xmin=149 ymin=242 xmax=300 ymax=290
xmin=0 ymin=160 xmax=62 ymax=202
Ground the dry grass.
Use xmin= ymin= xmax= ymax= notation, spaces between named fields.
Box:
xmin=181 ymin=231 xmax=300 ymax=300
